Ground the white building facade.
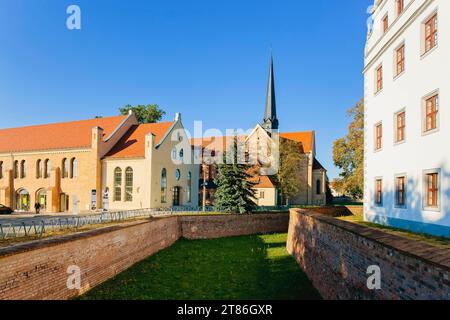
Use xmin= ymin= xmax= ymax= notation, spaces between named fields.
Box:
xmin=364 ymin=0 xmax=450 ymax=237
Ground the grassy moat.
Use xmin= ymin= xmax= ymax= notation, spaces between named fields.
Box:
xmin=79 ymin=233 xmax=321 ymax=300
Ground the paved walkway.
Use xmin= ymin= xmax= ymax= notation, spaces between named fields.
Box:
xmin=0 ymin=211 xmax=100 ymax=226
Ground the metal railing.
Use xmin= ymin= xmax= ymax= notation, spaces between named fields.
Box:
xmin=0 ymin=209 xmax=171 ymax=240
xmin=0 ymin=205 xmax=294 ymax=241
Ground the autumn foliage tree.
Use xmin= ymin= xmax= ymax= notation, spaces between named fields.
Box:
xmin=277 ymin=138 xmax=308 ymax=205
xmin=333 ymin=99 xmax=364 ymax=200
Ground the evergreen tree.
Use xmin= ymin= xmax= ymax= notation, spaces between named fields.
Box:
xmin=214 ymin=137 xmax=257 ymax=214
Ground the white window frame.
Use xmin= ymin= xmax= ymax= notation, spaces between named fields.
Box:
xmin=394 ymin=108 xmax=406 ymax=145
xmin=394 ymin=173 xmax=407 ymax=209
xmin=422 ymin=168 xmax=441 ymax=212
xmin=421 ymin=89 xmax=440 ymax=136
xmin=420 ymin=9 xmax=439 ymax=59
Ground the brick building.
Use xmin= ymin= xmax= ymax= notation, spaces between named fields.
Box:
xmin=0 ymin=111 xmax=198 ymax=213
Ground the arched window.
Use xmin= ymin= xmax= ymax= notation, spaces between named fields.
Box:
xmin=187 ymin=171 xmax=192 ymax=203
xmin=179 ymin=149 xmax=184 ymax=160
xmin=70 ymin=158 xmax=77 ymax=178
xmin=44 ymin=159 xmax=50 ymax=178
xmin=36 ymin=160 xmax=43 ymax=178
xmin=161 ymin=168 xmax=167 ymax=203
xmin=172 ymin=148 xmax=177 ymax=160
xmin=316 ymin=179 xmax=322 ymax=195
xmin=62 ymin=158 xmax=69 ymax=178
xmin=114 ymin=167 xmax=122 ymax=202
xmin=20 ymin=160 xmax=26 ymax=178
xmin=125 ymin=167 xmax=133 ymax=202
xmin=0 ymin=161 xmax=3 ymax=179
xmin=13 ymin=161 xmax=19 ymax=179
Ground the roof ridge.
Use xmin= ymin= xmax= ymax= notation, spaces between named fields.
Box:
xmin=280 ymin=130 xmax=314 ymax=134
xmin=136 ymin=121 xmax=174 ymax=127
xmin=0 ymin=114 xmax=127 ymax=132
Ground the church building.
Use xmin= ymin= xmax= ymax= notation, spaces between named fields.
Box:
xmin=193 ymin=55 xmax=327 ymax=207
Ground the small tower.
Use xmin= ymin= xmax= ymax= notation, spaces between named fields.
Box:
xmin=262 ymin=53 xmax=279 ymax=131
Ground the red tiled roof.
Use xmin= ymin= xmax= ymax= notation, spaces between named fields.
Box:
xmin=280 ymin=131 xmax=314 ymax=153
xmin=252 ymin=175 xmax=277 ymax=188
xmin=105 ymin=122 xmax=174 ymax=158
xmin=0 ymin=115 xmax=127 ymax=153
xmin=247 ymin=166 xmax=278 ymax=189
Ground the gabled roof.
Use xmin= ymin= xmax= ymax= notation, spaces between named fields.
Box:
xmin=247 ymin=165 xmax=278 ymax=189
xmin=0 ymin=115 xmax=127 ymax=153
xmin=280 ymin=131 xmax=314 ymax=153
xmin=313 ymin=158 xmax=326 ymax=171
xmin=252 ymin=175 xmax=277 ymax=188
xmin=105 ymin=122 xmax=174 ymax=159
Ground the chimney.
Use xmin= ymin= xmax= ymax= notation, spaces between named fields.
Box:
xmin=145 ymin=133 xmax=156 ymax=159
xmin=175 ymin=112 xmax=181 ymax=122
xmin=91 ymin=126 xmax=104 ymax=150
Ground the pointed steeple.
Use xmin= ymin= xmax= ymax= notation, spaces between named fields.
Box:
xmin=262 ymin=52 xmax=279 ymax=131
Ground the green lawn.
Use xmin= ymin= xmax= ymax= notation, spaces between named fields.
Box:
xmin=79 ymin=233 xmax=321 ymax=300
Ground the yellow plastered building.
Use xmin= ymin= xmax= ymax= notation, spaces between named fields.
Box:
xmin=0 ymin=111 xmax=198 ymax=213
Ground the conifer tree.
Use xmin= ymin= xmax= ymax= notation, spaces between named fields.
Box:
xmin=214 ymin=137 xmax=257 ymax=214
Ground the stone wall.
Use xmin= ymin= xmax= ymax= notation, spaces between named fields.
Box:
xmin=0 ymin=213 xmax=289 ymax=300
xmin=287 ymin=208 xmax=450 ymax=300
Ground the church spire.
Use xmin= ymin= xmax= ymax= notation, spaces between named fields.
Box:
xmin=262 ymin=52 xmax=279 ymax=131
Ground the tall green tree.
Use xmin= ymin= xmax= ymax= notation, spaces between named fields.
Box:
xmin=214 ymin=138 xmax=257 ymax=214
xmin=119 ymin=104 xmax=166 ymax=124
xmin=277 ymin=138 xmax=308 ymax=205
xmin=333 ymin=99 xmax=364 ymax=199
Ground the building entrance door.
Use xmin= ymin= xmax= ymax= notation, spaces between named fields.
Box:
xmin=37 ymin=189 xmax=47 ymax=212
xmin=60 ymin=193 xmax=69 ymax=212
xmin=16 ymin=189 xmax=30 ymax=211
xmin=172 ymin=187 xmax=181 ymax=206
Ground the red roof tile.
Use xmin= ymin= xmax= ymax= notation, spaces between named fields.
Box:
xmin=280 ymin=131 xmax=314 ymax=153
xmin=105 ymin=122 xmax=174 ymax=158
xmin=0 ymin=115 xmax=127 ymax=153
xmin=251 ymin=175 xmax=277 ymax=188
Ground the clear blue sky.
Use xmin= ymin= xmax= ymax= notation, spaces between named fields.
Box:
xmin=0 ymin=0 xmax=372 ymax=179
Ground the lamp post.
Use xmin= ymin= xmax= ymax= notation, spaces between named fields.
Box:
xmin=202 ymin=163 xmax=207 ymax=212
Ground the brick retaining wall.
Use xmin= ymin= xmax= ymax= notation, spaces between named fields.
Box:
xmin=180 ymin=213 xmax=289 ymax=239
xmin=0 ymin=213 xmax=288 ymax=300
xmin=305 ymin=205 xmax=363 ymax=217
xmin=287 ymin=208 xmax=450 ymax=300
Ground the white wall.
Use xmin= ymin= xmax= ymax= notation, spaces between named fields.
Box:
xmin=364 ymin=0 xmax=450 ymax=236
xmin=102 ymin=116 xmax=199 ymax=211
xmin=254 ymin=188 xmax=277 ymax=206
